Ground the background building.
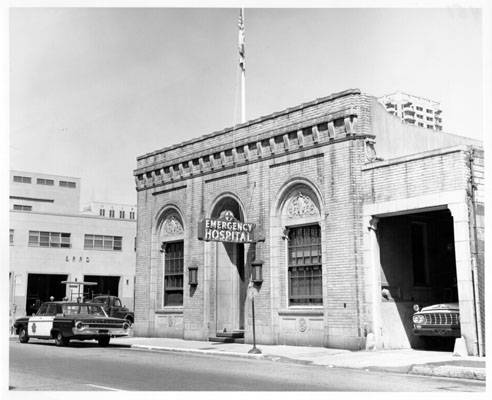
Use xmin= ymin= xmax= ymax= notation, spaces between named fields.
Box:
xmin=9 ymin=171 xmax=137 ymax=328
xmin=378 ymin=91 xmax=443 ymax=131
xmin=133 ymin=89 xmax=483 ymax=356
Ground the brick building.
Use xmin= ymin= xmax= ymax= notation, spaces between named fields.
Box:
xmin=133 ymin=89 xmax=484 ymax=355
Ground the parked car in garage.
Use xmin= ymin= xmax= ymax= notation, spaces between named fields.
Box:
xmin=13 ymin=301 xmax=131 ymax=347
xmin=412 ymin=302 xmax=460 ymax=337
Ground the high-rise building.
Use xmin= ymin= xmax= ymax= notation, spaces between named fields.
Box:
xmin=378 ymin=91 xmax=443 ymax=131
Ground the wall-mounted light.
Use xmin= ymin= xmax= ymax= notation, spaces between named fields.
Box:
xmin=251 ymin=260 xmax=263 ymax=284
xmin=188 ymin=265 xmax=198 ymax=286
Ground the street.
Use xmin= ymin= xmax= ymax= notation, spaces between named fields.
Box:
xmin=9 ymin=339 xmax=485 ymax=391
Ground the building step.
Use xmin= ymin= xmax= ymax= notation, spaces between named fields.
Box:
xmin=208 ymin=336 xmax=245 ymax=344
xmin=215 ymin=330 xmax=244 ymax=338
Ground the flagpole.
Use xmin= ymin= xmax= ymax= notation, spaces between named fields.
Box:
xmin=239 ymin=8 xmax=246 ymax=123
xmin=241 ymin=61 xmax=246 ymax=123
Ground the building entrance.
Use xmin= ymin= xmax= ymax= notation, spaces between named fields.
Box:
xmin=211 ymin=197 xmax=248 ymax=337
xmin=26 ymin=273 xmax=68 ymax=315
xmin=376 ymin=209 xmax=458 ymax=351
xmin=83 ymin=275 xmax=120 ymax=300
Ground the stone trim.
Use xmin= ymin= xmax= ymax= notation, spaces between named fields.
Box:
xmin=136 ymin=89 xmax=361 ymax=162
xmin=155 ymin=308 xmax=184 ymax=315
xmin=278 ymin=308 xmax=324 ymax=316
xmin=135 ymin=135 xmax=374 ymax=192
xmin=362 ymin=145 xmax=473 ymax=171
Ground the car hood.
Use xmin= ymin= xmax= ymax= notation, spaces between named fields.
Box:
xmin=420 ymin=303 xmax=459 ymax=312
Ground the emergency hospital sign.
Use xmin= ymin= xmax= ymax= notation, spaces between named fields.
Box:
xmin=198 ymin=210 xmax=256 ymax=243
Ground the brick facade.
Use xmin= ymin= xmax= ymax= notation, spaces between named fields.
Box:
xmin=134 ymin=89 xmax=484 ymax=354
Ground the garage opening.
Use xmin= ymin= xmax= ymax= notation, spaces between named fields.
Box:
xmin=377 ymin=209 xmax=458 ymax=351
xmin=83 ymin=275 xmax=120 ymax=300
xmin=26 ymin=273 xmax=68 ymax=315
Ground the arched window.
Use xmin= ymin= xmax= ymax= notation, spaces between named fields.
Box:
xmin=158 ymin=209 xmax=185 ymax=307
xmin=274 ymin=182 xmax=324 ymax=307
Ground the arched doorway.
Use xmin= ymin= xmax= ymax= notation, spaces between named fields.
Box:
xmin=210 ymin=196 xmax=247 ymax=334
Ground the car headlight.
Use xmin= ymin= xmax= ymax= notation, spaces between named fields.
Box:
xmin=75 ymin=321 xmax=84 ymax=330
xmin=413 ymin=315 xmax=425 ymax=324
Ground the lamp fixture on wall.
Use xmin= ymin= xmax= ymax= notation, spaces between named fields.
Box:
xmin=188 ymin=265 xmax=198 ymax=286
xmin=251 ymin=260 xmax=263 ymax=284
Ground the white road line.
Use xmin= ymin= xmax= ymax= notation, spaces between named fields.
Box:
xmin=86 ymin=383 xmax=124 ymax=391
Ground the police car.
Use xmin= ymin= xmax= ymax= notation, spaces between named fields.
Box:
xmin=13 ymin=301 xmax=131 ymax=346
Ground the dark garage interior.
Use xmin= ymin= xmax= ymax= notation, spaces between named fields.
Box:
xmin=26 ymin=273 xmax=68 ymax=315
xmin=377 ymin=209 xmax=458 ymax=350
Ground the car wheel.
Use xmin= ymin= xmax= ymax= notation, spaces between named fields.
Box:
xmin=98 ymin=337 xmax=110 ymax=347
xmin=19 ymin=328 xmax=29 ymax=343
xmin=54 ymin=332 xmax=69 ymax=347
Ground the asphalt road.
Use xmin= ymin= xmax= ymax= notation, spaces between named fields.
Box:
xmin=9 ymin=339 xmax=485 ymax=392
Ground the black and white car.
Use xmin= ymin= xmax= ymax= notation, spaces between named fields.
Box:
xmin=13 ymin=301 xmax=131 ymax=346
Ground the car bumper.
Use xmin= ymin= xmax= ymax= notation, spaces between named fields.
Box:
xmin=72 ymin=327 xmax=130 ymax=338
xmin=413 ymin=325 xmax=460 ymax=337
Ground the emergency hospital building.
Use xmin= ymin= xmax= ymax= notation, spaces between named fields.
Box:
xmin=133 ymin=89 xmax=484 ymax=355
xmin=9 ymin=171 xmax=137 ymax=324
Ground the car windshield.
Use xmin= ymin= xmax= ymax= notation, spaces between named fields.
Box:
xmin=62 ymin=304 xmax=107 ymax=316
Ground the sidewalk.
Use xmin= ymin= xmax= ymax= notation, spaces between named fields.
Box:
xmin=111 ymin=336 xmax=486 ymax=381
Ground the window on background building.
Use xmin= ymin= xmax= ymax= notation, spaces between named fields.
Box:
xmin=426 ymin=109 xmax=433 ymax=113
xmin=426 ymin=117 xmax=433 ymax=121
xmin=10 ymin=229 xmax=14 ymax=244
xmin=288 ymin=225 xmax=322 ymax=305
xmin=28 ymin=231 xmax=71 ymax=248
xmin=411 ymin=222 xmax=429 ymax=286
xmin=163 ymin=241 xmax=184 ymax=306
xmin=416 ymin=114 xmax=423 ymax=119
xmin=99 ymin=209 xmax=105 ymax=216
xmin=129 ymin=210 xmax=135 ymax=220
xmin=427 ymin=125 xmax=433 ymax=129
xmin=416 ymin=106 xmax=423 ymax=111
xmin=418 ymin=122 xmax=424 ymax=127
xmin=59 ymin=180 xmax=76 ymax=188
xmin=13 ymin=175 xmax=31 ymax=184
xmin=13 ymin=204 xmax=32 ymax=211
xmin=119 ymin=210 xmax=125 ymax=219
xmin=36 ymin=178 xmax=54 ymax=185
xmin=84 ymin=234 xmax=122 ymax=251
xmin=109 ymin=209 xmax=115 ymax=218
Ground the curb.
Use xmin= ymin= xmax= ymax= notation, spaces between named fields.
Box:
xmin=410 ymin=365 xmax=486 ymax=381
xmin=129 ymin=344 xmax=486 ymax=381
xmin=129 ymin=344 xmax=265 ymax=360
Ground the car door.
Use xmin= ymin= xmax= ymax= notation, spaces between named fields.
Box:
xmin=28 ymin=303 xmax=56 ymax=338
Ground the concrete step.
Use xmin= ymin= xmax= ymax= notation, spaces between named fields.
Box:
xmin=215 ymin=330 xmax=244 ymax=338
xmin=208 ymin=336 xmax=245 ymax=344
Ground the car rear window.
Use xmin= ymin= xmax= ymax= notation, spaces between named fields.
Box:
xmin=62 ymin=304 xmax=106 ymax=316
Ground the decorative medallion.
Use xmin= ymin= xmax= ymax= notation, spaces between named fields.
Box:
xmin=31 ymin=323 xmax=36 ymax=334
xmin=219 ymin=209 xmax=235 ymax=221
xmin=163 ymin=215 xmax=184 ymax=235
xmin=287 ymin=192 xmax=318 ymax=218
xmin=298 ymin=318 xmax=307 ymax=333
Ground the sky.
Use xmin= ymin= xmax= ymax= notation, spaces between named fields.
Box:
xmin=8 ymin=5 xmax=484 ymax=207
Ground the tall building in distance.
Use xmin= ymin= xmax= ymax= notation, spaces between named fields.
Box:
xmin=378 ymin=91 xmax=443 ymax=131
xmin=9 ymin=170 xmax=137 ymax=329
